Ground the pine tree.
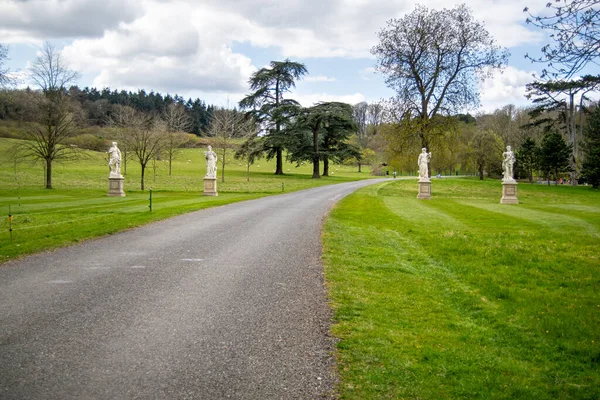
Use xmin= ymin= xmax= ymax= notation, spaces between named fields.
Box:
xmin=581 ymin=106 xmax=600 ymax=188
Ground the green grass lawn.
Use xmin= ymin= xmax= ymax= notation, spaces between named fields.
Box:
xmin=0 ymin=138 xmax=372 ymax=261
xmin=323 ymin=178 xmax=600 ymax=399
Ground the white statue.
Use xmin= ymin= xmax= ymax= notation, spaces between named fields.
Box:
xmin=108 ymin=141 xmax=122 ymax=178
xmin=502 ymin=145 xmax=516 ymax=182
xmin=418 ymin=147 xmax=431 ymax=180
xmin=205 ymin=145 xmax=217 ymax=179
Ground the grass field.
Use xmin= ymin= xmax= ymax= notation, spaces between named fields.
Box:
xmin=323 ymin=178 xmax=600 ymax=399
xmin=0 ymin=137 xmax=373 ymax=261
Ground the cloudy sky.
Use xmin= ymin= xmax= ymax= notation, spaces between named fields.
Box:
xmin=1 ymin=0 xmax=561 ymax=112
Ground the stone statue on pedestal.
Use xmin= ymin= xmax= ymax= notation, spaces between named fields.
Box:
xmin=500 ymin=145 xmax=518 ymax=204
xmin=502 ymin=145 xmax=516 ymax=182
xmin=108 ymin=142 xmax=123 ymax=178
xmin=107 ymin=141 xmax=125 ymax=196
xmin=205 ymin=145 xmax=217 ymax=179
xmin=418 ymin=148 xmax=431 ymax=180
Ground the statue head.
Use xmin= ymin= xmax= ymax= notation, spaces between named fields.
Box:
xmin=422 ymin=147 xmax=427 ymax=153
xmin=112 ymin=141 xmax=117 ymax=147
xmin=507 ymin=145 xmax=511 ymax=151
xmin=207 ymin=145 xmax=212 ymax=151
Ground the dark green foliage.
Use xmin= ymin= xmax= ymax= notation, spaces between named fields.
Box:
xmin=516 ymin=137 xmax=539 ymax=183
xmin=286 ymin=102 xmax=358 ymax=178
xmin=2 ymin=85 xmax=214 ymax=136
xmin=581 ymin=105 xmax=600 ymax=188
xmin=525 ymin=75 xmax=600 ymax=185
xmin=526 ymin=75 xmax=600 ymax=132
xmin=455 ymin=113 xmax=476 ymax=124
xmin=537 ymin=132 xmax=572 ymax=184
xmin=239 ymin=59 xmax=308 ymax=175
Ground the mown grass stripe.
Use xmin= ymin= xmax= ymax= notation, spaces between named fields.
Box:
xmin=324 ymin=178 xmax=600 ymax=399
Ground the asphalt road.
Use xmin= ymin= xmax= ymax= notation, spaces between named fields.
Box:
xmin=0 ymin=179 xmax=387 ymax=400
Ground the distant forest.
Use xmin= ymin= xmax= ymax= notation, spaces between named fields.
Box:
xmin=0 ymin=86 xmax=215 ymax=136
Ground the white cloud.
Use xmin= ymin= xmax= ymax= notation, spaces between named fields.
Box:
xmin=304 ymin=75 xmax=336 ymax=83
xmin=2 ymin=0 xmax=547 ymax=104
xmin=61 ymin=1 xmax=255 ymax=96
xmin=217 ymin=0 xmax=542 ymax=58
xmin=0 ymin=0 xmax=140 ymax=43
xmin=478 ymin=66 xmax=536 ymax=112
xmin=293 ymin=92 xmax=366 ymax=107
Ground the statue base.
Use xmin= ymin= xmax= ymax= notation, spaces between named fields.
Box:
xmin=203 ymin=178 xmax=218 ymax=196
xmin=108 ymin=176 xmax=125 ymax=197
xmin=500 ymin=180 xmax=518 ymax=204
xmin=417 ymin=179 xmax=432 ymax=200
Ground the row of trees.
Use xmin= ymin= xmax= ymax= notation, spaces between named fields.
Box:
xmin=1 ymin=44 xmax=361 ymax=188
xmin=0 ymin=43 xmax=197 ymax=189
xmin=0 ymin=44 xmax=215 ymax=137
xmin=522 ymin=0 xmax=599 ymax=185
xmin=348 ymin=99 xmax=596 ymax=184
xmin=237 ymin=60 xmax=358 ymax=179
xmin=1 ymin=86 xmax=214 ymax=136
xmin=363 ymin=1 xmax=599 ymax=187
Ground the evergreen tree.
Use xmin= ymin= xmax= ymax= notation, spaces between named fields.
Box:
xmin=287 ymin=102 xmax=357 ymax=179
xmin=537 ymin=132 xmax=572 ymax=185
xmin=581 ymin=105 xmax=600 ymax=188
xmin=516 ymin=137 xmax=539 ymax=183
xmin=239 ymin=59 xmax=308 ymax=175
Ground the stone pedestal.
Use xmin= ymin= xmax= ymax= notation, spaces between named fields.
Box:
xmin=500 ymin=180 xmax=518 ymax=204
xmin=107 ymin=177 xmax=125 ymax=197
xmin=203 ymin=178 xmax=218 ymax=196
xmin=417 ymin=179 xmax=432 ymax=200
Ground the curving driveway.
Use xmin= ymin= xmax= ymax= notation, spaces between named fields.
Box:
xmin=0 ymin=179 xmax=386 ymax=399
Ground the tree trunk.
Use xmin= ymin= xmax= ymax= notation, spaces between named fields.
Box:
xmin=141 ymin=165 xmax=146 ymax=191
xmin=169 ymin=156 xmax=172 ymax=176
xmin=312 ymin=126 xmax=320 ymax=179
xmin=275 ymin=147 xmax=283 ymax=175
xmin=478 ymin=165 xmax=484 ymax=180
xmin=312 ymin=155 xmax=320 ymax=179
xmin=45 ymin=158 xmax=52 ymax=189
xmin=358 ymin=161 xmax=362 ymax=173
xmin=221 ymin=156 xmax=225 ymax=183
xmin=247 ymin=162 xmax=250 ymax=182
xmin=322 ymin=156 xmax=329 ymax=176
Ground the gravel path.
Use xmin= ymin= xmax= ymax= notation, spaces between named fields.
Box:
xmin=0 ymin=179 xmax=386 ymax=399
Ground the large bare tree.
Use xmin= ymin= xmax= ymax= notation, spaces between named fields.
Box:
xmin=0 ymin=43 xmax=15 ymax=88
xmin=14 ymin=91 xmax=83 ymax=189
xmin=524 ymin=0 xmax=599 ymax=80
xmin=352 ymin=102 xmax=369 ymax=172
xmin=209 ymin=107 xmax=256 ymax=183
xmin=110 ymin=105 xmax=167 ymax=190
xmin=372 ymin=4 xmax=509 ymax=167
xmin=30 ymin=42 xmax=80 ymax=92
xmin=13 ymin=42 xmax=81 ymax=189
